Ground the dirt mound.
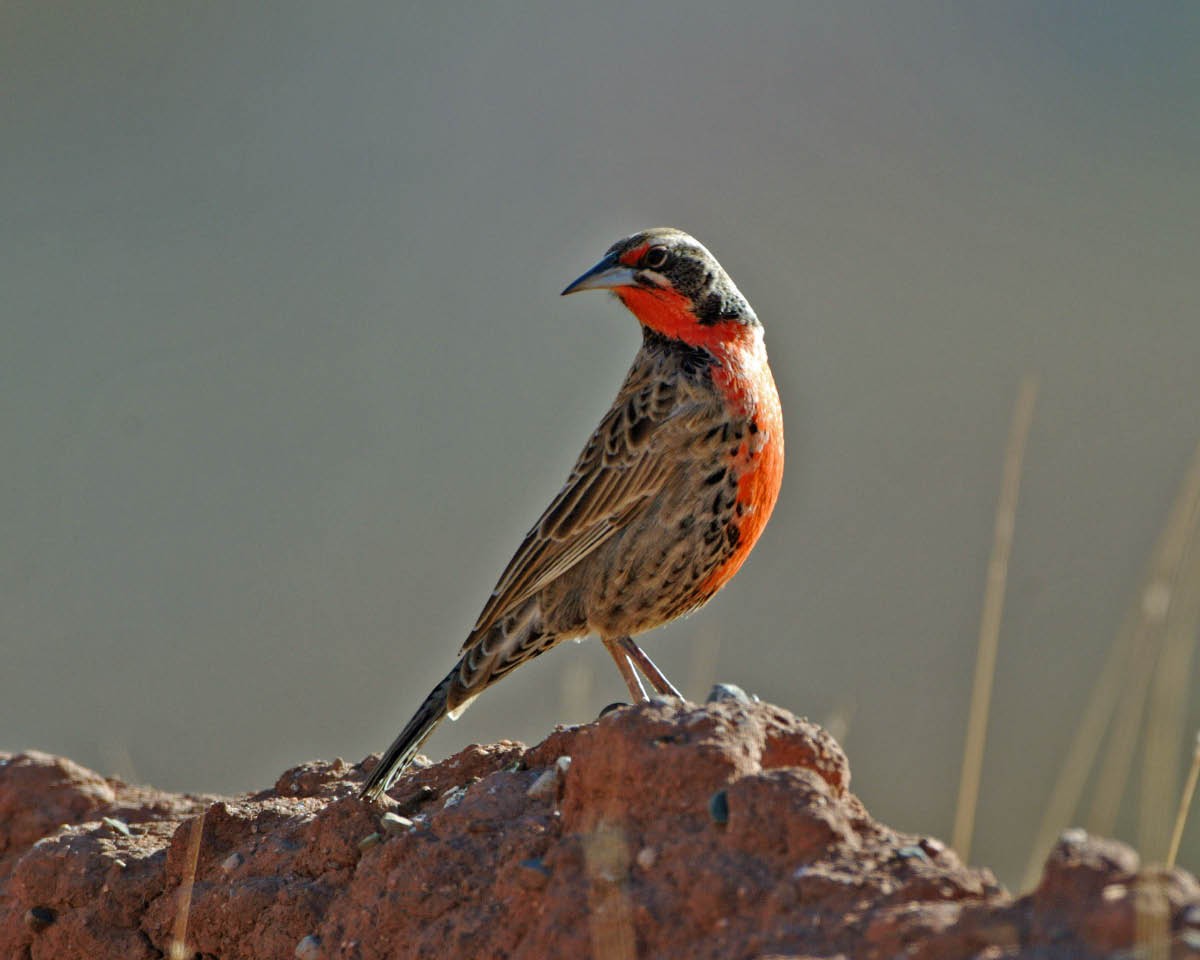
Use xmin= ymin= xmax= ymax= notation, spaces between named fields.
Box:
xmin=2 ymin=697 xmax=1198 ymax=958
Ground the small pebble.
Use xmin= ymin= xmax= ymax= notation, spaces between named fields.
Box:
xmin=598 ymin=701 xmax=629 ymax=718
xmin=295 ymin=934 xmax=321 ymax=960
xmin=526 ymin=769 xmax=559 ymax=799
xmin=918 ymin=837 xmax=945 ymax=857
xmin=356 ymin=832 xmax=382 ymax=852
xmin=1182 ymin=904 xmax=1200 ymax=928
xmin=709 ymin=789 xmax=730 ymax=825
xmin=441 ymin=785 xmax=468 ymax=808
xmin=101 ymin=816 xmax=133 ymax=837
xmin=380 ymin=812 xmax=414 ymax=836
xmin=1101 ymin=883 xmax=1128 ymax=902
xmin=519 ymin=857 xmax=550 ymax=876
xmin=707 ymin=683 xmax=752 ymax=704
xmin=221 ymin=852 xmax=244 ymax=874
xmin=895 ymin=845 xmax=930 ymax=862
xmin=635 ymin=847 xmax=657 ymax=870
xmin=24 ymin=906 xmax=56 ymax=933
xmin=1059 ymin=827 xmax=1088 ymax=846
xmin=527 ymin=756 xmax=572 ymax=798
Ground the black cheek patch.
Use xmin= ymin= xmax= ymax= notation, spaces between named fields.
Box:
xmin=696 ymin=291 xmax=726 ymax=326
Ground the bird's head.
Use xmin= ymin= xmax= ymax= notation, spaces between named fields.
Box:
xmin=562 ymin=228 xmax=758 ymax=350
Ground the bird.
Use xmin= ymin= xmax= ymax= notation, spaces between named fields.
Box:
xmin=360 ymin=227 xmax=783 ymax=801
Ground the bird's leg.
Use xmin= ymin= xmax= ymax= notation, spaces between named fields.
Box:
xmin=616 ymin=635 xmax=683 ymax=699
xmin=602 ymin=637 xmax=649 ymax=701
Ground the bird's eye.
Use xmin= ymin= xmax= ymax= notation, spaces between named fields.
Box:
xmin=642 ymin=246 xmax=670 ymax=270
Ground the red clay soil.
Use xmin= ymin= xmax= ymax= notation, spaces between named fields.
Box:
xmin=2 ymin=698 xmax=1198 ymax=959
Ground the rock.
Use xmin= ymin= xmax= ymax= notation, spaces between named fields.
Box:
xmin=1 ymin=702 xmax=1197 ymax=959
xmin=0 ymin=751 xmax=212 ymax=883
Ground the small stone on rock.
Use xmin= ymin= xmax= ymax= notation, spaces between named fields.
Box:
xmin=221 ymin=852 xmax=244 ymax=874
xmin=599 ymin=701 xmax=629 ymax=718
xmin=919 ymin=837 xmax=945 ymax=857
xmin=527 ymin=768 xmax=559 ymax=799
xmin=24 ymin=906 xmax=56 ymax=933
xmin=706 ymin=683 xmax=752 ymax=704
xmin=636 ymin=846 xmax=657 ymax=870
xmin=441 ymin=784 xmax=468 ymax=808
xmin=380 ymin=812 xmax=414 ymax=836
xmin=295 ymin=934 xmax=321 ymax=960
xmin=356 ymin=832 xmax=382 ymax=851
xmin=709 ymin=789 xmax=730 ymax=825
xmin=1059 ymin=827 xmax=1088 ymax=846
xmin=101 ymin=816 xmax=133 ymax=837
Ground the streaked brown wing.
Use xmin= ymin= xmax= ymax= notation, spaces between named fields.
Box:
xmin=461 ymin=377 xmax=692 ymax=650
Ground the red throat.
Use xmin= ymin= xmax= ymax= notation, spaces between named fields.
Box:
xmin=616 ymin=287 xmax=748 ymax=352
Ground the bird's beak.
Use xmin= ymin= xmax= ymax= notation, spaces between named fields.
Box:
xmin=561 ymin=252 xmax=638 ymax=296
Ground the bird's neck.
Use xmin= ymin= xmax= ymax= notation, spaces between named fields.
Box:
xmin=617 ymin=287 xmax=758 ymax=356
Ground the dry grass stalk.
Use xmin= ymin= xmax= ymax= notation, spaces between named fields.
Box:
xmin=1140 ymin=513 xmax=1200 ymax=861
xmin=952 ymin=376 xmax=1037 ymax=862
xmin=1166 ymin=732 xmax=1200 ymax=870
xmin=583 ymin=823 xmax=637 ymax=960
xmin=169 ymin=810 xmax=207 ymax=960
xmin=1022 ymin=440 xmax=1200 ymax=890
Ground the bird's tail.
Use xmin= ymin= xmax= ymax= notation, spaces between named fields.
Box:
xmin=360 ymin=666 xmax=457 ymax=801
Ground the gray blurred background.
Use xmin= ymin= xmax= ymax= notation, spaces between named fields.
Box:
xmin=4 ymin=3 xmax=1198 ymax=888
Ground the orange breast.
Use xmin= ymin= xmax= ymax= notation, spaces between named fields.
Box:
xmin=699 ymin=368 xmax=784 ymax=595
